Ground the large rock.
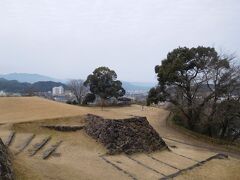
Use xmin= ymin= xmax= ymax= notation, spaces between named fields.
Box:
xmin=85 ymin=114 xmax=167 ymax=155
xmin=0 ymin=139 xmax=14 ymax=180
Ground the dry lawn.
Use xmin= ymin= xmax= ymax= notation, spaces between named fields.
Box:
xmin=0 ymin=97 xmax=239 ymax=180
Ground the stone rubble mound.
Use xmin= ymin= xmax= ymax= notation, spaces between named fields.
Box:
xmin=85 ymin=114 xmax=167 ymax=155
xmin=0 ymin=139 xmax=14 ymax=180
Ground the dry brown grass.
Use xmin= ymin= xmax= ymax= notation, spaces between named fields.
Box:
xmin=0 ymin=97 xmax=86 ymax=123
xmin=0 ymin=97 xmax=142 ymax=124
xmin=0 ymin=97 xmax=240 ymax=180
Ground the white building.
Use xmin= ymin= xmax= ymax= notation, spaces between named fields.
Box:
xmin=0 ymin=91 xmax=7 ymax=97
xmin=52 ymin=86 xmax=64 ymax=96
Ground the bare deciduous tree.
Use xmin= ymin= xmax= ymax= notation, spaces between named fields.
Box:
xmin=68 ymin=79 xmax=88 ymax=104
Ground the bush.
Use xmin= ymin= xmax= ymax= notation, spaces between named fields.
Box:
xmin=82 ymin=93 xmax=96 ymax=105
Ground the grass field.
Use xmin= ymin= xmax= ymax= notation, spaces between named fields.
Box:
xmin=0 ymin=97 xmax=240 ymax=180
xmin=0 ymin=97 xmax=86 ymax=123
xmin=0 ymin=97 xmax=142 ymax=123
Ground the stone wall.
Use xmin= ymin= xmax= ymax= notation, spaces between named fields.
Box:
xmin=85 ymin=114 xmax=167 ymax=155
xmin=0 ymin=139 xmax=14 ymax=180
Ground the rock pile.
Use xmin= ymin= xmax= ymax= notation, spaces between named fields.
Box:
xmin=0 ymin=139 xmax=14 ymax=180
xmin=85 ymin=114 xmax=167 ymax=155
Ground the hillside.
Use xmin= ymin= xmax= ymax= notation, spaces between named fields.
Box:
xmin=0 ymin=78 xmax=30 ymax=93
xmin=0 ymin=97 xmax=85 ymax=123
xmin=0 ymin=97 xmax=239 ymax=180
xmin=0 ymin=73 xmax=62 ymax=83
xmin=122 ymin=81 xmax=153 ymax=91
xmin=0 ymin=78 xmax=67 ymax=93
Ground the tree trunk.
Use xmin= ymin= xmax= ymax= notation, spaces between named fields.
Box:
xmin=187 ymin=110 xmax=194 ymax=130
xmin=207 ymin=126 xmax=212 ymax=137
xmin=100 ymin=98 xmax=105 ymax=110
xmin=77 ymin=96 xmax=82 ymax=105
xmin=186 ymin=84 xmax=195 ymax=130
xmin=220 ymin=120 xmax=228 ymax=139
xmin=187 ymin=98 xmax=194 ymax=129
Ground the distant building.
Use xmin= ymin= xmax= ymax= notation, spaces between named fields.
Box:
xmin=64 ymin=90 xmax=74 ymax=97
xmin=52 ymin=86 xmax=64 ymax=96
xmin=53 ymin=96 xmax=67 ymax=102
xmin=0 ymin=91 xmax=7 ymax=97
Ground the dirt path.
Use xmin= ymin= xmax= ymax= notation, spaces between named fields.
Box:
xmin=149 ymin=108 xmax=240 ymax=159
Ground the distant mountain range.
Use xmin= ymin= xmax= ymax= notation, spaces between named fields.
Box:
xmin=0 ymin=73 xmax=63 ymax=84
xmin=0 ymin=73 xmax=155 ymax=92
xmin=0 ymin=78 xmax=67 ymax=93
xmin=121 ymin=81 xmax=154 ymax=91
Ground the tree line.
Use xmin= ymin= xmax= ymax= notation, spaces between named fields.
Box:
xmin=147 ymin=46 xmax=240 ymax=142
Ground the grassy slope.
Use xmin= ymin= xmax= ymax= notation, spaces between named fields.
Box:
xmin=0 ymin=97 xmax=239 ymax=180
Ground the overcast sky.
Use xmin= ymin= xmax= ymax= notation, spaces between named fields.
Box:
xmin=0 ymin=0 xmax=239 ymax=82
